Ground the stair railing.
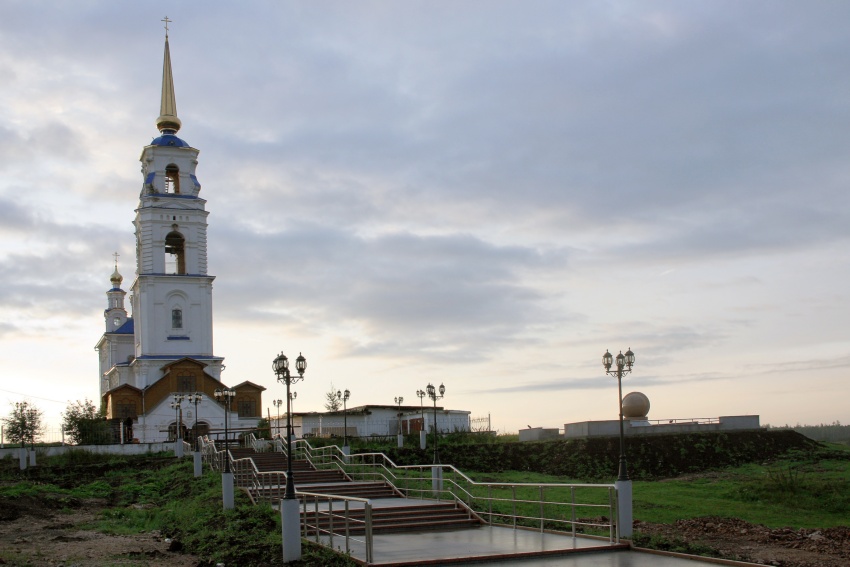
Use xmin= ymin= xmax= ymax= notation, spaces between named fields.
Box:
xmin=298 ymin=491 xmax=373 ymax=565
xmin=230 ymin=454 xmax=260 ymax=488
xmin=213 ymin=437 xmax=619 ymax=543
xmin=223 ymin=435 xmax=295 ymax=502
xmin=307 ymin=447 xmax=620 ymax=543
xmin=200 ymin=436 xmax=223 ymax=471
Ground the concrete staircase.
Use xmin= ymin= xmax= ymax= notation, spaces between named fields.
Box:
xmin=228 ymin=447 xmax=481 ymax=533
xmin=303 ymin=502 xmax=481 ymax=536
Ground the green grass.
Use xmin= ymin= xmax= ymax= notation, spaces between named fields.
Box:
xmin=0 ymin=453 xmax=356 ymax=565
xmin=469 ymin=445 xmax=850 ymax=530
xmin=0 ymin=478 xmax=111 ymax=500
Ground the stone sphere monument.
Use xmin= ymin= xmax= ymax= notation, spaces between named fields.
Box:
xmin=622 ymin=391 xmax=650 ymax=419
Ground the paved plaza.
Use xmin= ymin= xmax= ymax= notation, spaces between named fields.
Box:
xmin=313 ymin=524 xmax=758 ymax=566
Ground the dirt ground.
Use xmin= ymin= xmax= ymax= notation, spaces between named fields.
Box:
xmin=0 ymin=496 xmax=203 ymax=567
xmin=2 ymin=494 xmax=849 ymax=566
xmin=635 ymin=517 xmax=850 ymax=567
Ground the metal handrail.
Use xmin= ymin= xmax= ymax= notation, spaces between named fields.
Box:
xmin=297 ymin=491 xmax=373 ymax=564
xmin=316 ymin=448 xmax=620 ymax=543
xmin=204 ymin=435 xmax=620 ymax=545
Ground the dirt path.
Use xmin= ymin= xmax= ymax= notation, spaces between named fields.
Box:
xmin=0 ymin=496 xmax=202 ymax=566
xmin=635 ymin=517 xmax=850 ymax=567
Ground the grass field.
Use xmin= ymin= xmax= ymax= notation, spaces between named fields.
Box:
xmin=2 ymin=436 xmax=847 ymax=565
xmin=468 ymin=443 xmax=850 ymax=529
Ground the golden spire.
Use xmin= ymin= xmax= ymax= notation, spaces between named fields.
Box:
xmin=156 ymin=16 xmax=182 ymax=134
xmin=110 ymin=251 xmax=123 ymax=287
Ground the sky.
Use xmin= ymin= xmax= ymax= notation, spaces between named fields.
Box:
xmin=1 ymin=1 xmax=849 ymax=436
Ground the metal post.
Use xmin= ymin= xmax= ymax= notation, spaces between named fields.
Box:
xmin=539 ymin=485 xmax=544 ymax=532
xmin=224 ymin=397 xmax=230 ymax=473
xmin=328 ymin=499 xmax=334 ymax=549
xmin=433 ymin=396 xmax=439 ymax=463
xmin=285 ymin=378 xmax=295 ymax=499
xmin=364 ymin=502 xmax=374 ymax=564
xmin=571 ymin=486 xmax=576 ymax=537
xmin=617 ymin=368 xmax=628 ymax=481
xmin=344 ymin=500 xmax=350 ymax=553
xmin=512 ymin=485 xmax=516 ymax=528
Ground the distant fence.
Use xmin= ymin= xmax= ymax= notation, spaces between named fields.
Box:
xmin=0 ymin=424 xmax=258 ymax=448
xmin=470 ymin=414 xmax=491 ymax=432
xmin=0 ymin=442 xmax=175 ymax=460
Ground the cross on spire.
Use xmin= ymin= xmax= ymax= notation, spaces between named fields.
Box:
xmin=113 ymin=251 xmax=120 ymax=269
xmin=156 ymin=17 xmax=181 ymax=134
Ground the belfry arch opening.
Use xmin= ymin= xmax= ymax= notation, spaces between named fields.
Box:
xmin=165 ymin=164 xmax=180 ymax=194
xmin=164 ymin=230 xmax=186 ymax=274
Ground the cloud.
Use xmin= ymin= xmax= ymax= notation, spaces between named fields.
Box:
xmin=745 ymin=353 xmax=850 ymax=376
xmin=212 ymin=225 xmax=564 ymax=362
xmin=2 ymin=1 xmax=850 ymax=431
xmin=483 ymin=369 xmax=730 ymax=395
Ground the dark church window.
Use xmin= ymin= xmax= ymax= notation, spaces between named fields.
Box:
xmin=165 ymin=164 xmax=180 ymax=194
xmin=177 ymin=375 xmax=195 ymax=392
xmin=237 ymin=400 xmax=257 ymax=418
xmin=189 ymin=421 xmax=210 ymax=439
xmin=116 ymin=402 xmax=136 ymax=419
xmin=165 ymin=230 xmax=186 ymax=274
xmin=172 ymin=308 xmax=183 ymax=329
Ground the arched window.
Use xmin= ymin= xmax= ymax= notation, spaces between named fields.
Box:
xmin=165 ymin=164 xmax=180 ymax=194
xmin=168 ymin=422 xmax=188 ymax=442
xmin=164 ymin=231 xmax=186 ymax=274
xmin=189 ymin=421 xmax=210 ymax=439
xmin=172 ymin=308 xmax=183 ymax=329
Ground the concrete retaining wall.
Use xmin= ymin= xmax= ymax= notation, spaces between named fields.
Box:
xmin=0 ymin=443 xmax=173 ymax=460
xmin=563 ymin=415 xmax=761 ymax=439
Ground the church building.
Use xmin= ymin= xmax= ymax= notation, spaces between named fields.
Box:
xmin=96 ymin=29 xmax=264 ymax=443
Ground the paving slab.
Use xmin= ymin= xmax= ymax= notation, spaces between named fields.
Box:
xmin=463 ymin=548 xmax=762 ymax=566
xmin=310 ymin=525 xmax=759 ymax=566
xmin=313 ymin=525 xmax=625 ymax=565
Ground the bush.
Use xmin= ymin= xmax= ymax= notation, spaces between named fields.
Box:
xmin=370 ymin=430 xmax=820 ymax=480
xmin=62 ymin=399 xmax=112 ymax=445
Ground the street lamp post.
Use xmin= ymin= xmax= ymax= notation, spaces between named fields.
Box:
xmin=170 ymin=394 xmax=185 ymax=457
xmin=26 ymin=406 xmax=37 ymax=467
xmin=272 ymin=399 xmax=283 ymax=439
xmin=272 ymin=352 xmax=307 ymax=564
xmin=395 ymin=396 xmax=404 ymax=448
xmin=603 ymin=347 xmax=636 ymax=538
xmin=186 ymin=392 xmax=203 ymax=476
xmin=394 ymin=396 xmax=404 ymax=435
xmin=336 ymin=389 xmax=351 ymax=449
xmin=214 ymin=387 xmax=236 ymax=509
xmin=416 ymin=389 xmax=427 ymax=449
xmin=288 ymin=391 xmax=297 ymax=439
xmin=603 ymin=348 xmax=635 ymax=481
xmin=186 ymin=392 xmax=202 ymax=447
xmin=272 ymin=352 xmax=307 ymax=500
xmin=213 ymin=389 xmax=235 ymax=470
xmin=425 ymin=383 xmax=445 ymax=464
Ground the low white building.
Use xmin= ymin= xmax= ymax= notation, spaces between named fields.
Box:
xmin=273 ymin=404 xmax=470 ymax=439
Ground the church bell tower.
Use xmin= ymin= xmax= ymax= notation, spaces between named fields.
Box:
xmin=97 ymin=23 xmax=264 ymax=444
xmin=129 ymin=29 xmax=224 ymax=387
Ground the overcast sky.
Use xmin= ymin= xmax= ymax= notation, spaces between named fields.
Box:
xmin=1 ymin=1 xmax=849 ymax=435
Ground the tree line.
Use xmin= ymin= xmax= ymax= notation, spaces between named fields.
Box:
xmin=765 ymin=422 xmax=850 ymax=444
xmin=1 ymin=399 xmax=111 ymax=446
